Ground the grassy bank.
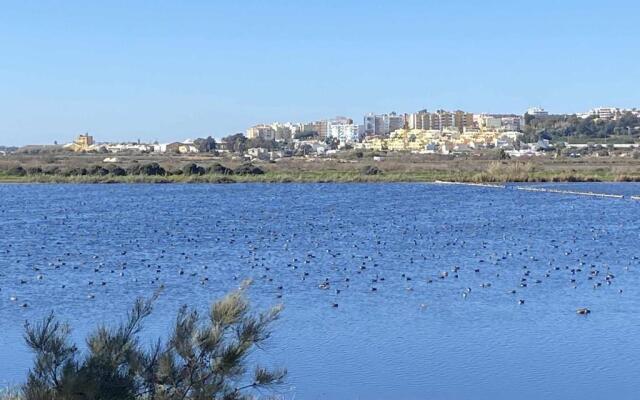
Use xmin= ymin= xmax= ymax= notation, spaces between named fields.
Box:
xmin=2 ymin=155 xmax=640 ymax=184
xmin=2 ymin=168 xmax=640 ymax=184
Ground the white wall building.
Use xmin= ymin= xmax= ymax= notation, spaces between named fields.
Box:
xmin=579 ymin=107 xmax=619 ymax=120
xmin=526 ymin=107 xmax=549 ymax=117
xmin=363 ymin=112 xmax=405 ymax=136
xmin=501 ymin=116 xmax=524 ymax=131
xmin=364 ymin=113 xmax=376 ymax=136
xmin=328 ymin=123 xmax=359 ymax=144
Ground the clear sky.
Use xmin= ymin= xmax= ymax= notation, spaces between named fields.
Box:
xmin=1 ymin=0 xmax=639 ymax=146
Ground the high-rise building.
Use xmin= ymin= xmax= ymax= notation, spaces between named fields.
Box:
xmin=454 ymin=110 xmax=475 ymax=131
xmin=387 ymin=112 xmax=405 ymax=134
xmin=408 ymin=110 xmax=431 ymax=130
xmin=318 ymin=120 xmax=329 ymax=138
xmin=475 ymin=114 xmax=524 ymax=131
xmin=363 ymin=112 xmax=405 ymax=136
xmin=300 ymin=120 xmax=329 ymax=138
xmin=246 ymin=125 xmax=276 ymax=140
xmin=328 ymin=122 xmax=359 ymax=144
xmin=374 ymin=115 xmax=387 ymax=135
xmin=500 ymin=116 xmax=524 ymax=131
xmin=430 ymin=110 xmax=454 ymax=130
xmin=364 ymin=113 xmax=376 ymax=136
xmin=408 ymin=110 xmax=475 ymax=132
xmin=272 ymin=125 xmax=292 ymax=141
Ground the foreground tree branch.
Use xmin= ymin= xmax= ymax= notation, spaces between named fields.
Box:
xmin=22 ymin=281 xmax=286 ymax=400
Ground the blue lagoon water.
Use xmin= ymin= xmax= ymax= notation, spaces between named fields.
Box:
xmin=1 ymin=183 xmax=640 ymax=399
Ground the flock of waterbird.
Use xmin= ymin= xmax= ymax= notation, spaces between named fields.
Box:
xmin=1 ymin=183 xmax=639 ymax=317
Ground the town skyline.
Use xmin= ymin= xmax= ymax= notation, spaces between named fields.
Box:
xmin=1 ymin=104 xmax=638 ymax=147
xmin=1 ymin=0 xmax=640 ymax=146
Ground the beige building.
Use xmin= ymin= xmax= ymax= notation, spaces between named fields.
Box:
xmin=407 ymin=110 xmax=474 ymax=132
xmin=454 ymin=111 xmax=475 ymax=131
xmin=362 ymin=128 xmax=521 ymax=153
xmin=246 ymin=125 xmax=276 ymax=141
xmin=300 ymin=120 xmax=329 ymax=139
xmin=65 ymin=133 xmax=95 ymax=152
xmin=408 ymin=110 xmax=431 ymax=130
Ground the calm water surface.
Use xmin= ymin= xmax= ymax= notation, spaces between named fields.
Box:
xmin=1 ymin=183 xmax=640 ymax=399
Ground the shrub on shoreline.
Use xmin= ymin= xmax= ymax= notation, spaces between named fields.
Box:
xmin=181 ymin=162 xmax=206 ymax=175
xmin=62 ymin=167 xmax=88 ymax=176
xmin=26 ymin=167 xmax=43 ymax=175
xmin=88 ymin=165 xmax=110 ymax=176
xmin=361 ymin=165 xmax=382 ymax=176
xmin=207 ymin=162 xmax=234 ymax=175
xmin=108 ymin=165 xmax=127 ymax=176
xmin=127 ymin=162 xmax=165 ymax=176
xmin=234 ymin=163 xmax=264 ymax=175
xmin=7 ymin=166 xmax=27 ymax=176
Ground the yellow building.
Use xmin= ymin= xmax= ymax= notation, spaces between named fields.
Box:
xmin=361 ymin=128 xmax=519 ymax=153
xmin=65 ymin=134 xmax=95 ymax=152
xmin=362 ymin=136 xmax=387 ymax=151
xmin=385 ymin=129 xmax=441 ymax=152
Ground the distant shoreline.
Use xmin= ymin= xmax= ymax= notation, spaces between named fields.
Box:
xmin=1 ymin=171 xmax=638 ymax=184
xmin=2 ymin=151 xmax=640 ymax=185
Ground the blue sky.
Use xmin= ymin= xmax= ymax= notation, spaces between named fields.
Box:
xmin=1 ymin=0 xmax=639 ymax=145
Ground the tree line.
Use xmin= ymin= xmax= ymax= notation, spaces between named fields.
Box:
xmin=522 ymin=112 xmax=640 ymax=142
xmin=1 ymin=162 xmax=264 ymax=177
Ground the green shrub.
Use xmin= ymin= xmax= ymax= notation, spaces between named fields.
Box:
xmin=142 ymin=163 xmax=165 ymax=176
xmin=88 ymin=165 xmax=110 ymax=176
xmin=26 ymin=167 xmax=43 ymax=175
xmin=42 ymin=166 xmax=61 ymax=175
xmin=62 ymin=167 xmax=87 ymax=176
xmin=108 ymin=166 xmax=127 ymax=176
xmin=234 ymin=163 xmax=264 ymax=175
xmin=7 ymin=166 xmax=26 ymax=176
xmin=21 ymin=282 xmax=285 ymax=400
xmin=207 ymin=163 xmax=234 ymax=175
xmin=182 ymin=163 xmax=206 ymax=175
xmin=361 ymin=165 xmax=382 ymax=176
xmin=127 ymin=163 xmax=165 ymax=176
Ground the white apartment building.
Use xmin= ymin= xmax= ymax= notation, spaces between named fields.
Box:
xmin=408 ymin=110 xmax=430 ymax=130
xmin=526 ymin=107 xmax=549 ymax=117
xmin=387 ymin=112 xmax=405 ymax=133
xmin=501 ymin=116 xmax=524 ymax=131
xmin=270 ymin=122 xmax=302 ymax=141
xmin=580 ymin=107 xmax=618 ymax=120
xmin=328 ymin=123 xmax=359 ymax=144
xmin=475 ymin=114 xmax=524 ymax=131
xmin=363 ymin=112 xmax=405 ymax=136
xmin=364 ymin=113 xmax=376 ymax=136
xmin=578 ymin=107 xmax=640 ymax=120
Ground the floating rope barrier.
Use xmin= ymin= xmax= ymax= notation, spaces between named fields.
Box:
xmin=433 ymin=181 xmax=506 ymax=189
xmin=515 ymin=186 xmax=625 ymax=199
xmin=433 ymin=181 xmax=640 ymax=200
